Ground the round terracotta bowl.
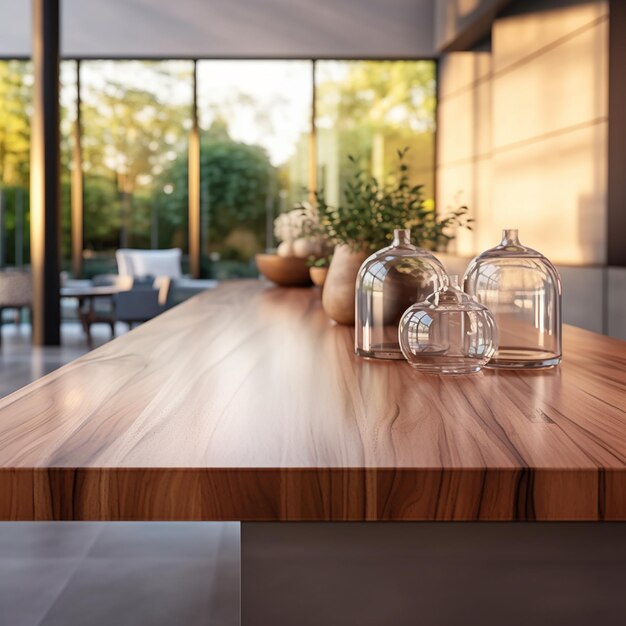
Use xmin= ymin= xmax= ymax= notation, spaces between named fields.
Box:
xmin=255 ymin=254 xmax=313 ymax=287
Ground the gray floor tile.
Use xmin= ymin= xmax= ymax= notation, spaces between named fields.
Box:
xmin=87 ymin=522 xmax=234 ymax=561
xmin=0 ymin=558 xmax=81 ymax=626
xmin=207 ymin=525 xmax=240 ymax=626
xmin=40 ymin=558 xmax=221 ymax=626
xmin=0 ymin=523 xmax=103 ymax=560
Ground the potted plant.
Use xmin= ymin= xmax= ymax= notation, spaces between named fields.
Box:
xmin=316 ymin=149 xmax=470 ymax=324
xmin=308 ymin=255 xmax=332 ymax=288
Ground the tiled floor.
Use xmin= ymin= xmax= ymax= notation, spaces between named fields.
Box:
xmin=0 ymin=523 xmax=240 ymax=626
xmin=0 ymin=323 xmax=240 ymax=626
xmin=0 ymin=321 xmax=119 ymax=398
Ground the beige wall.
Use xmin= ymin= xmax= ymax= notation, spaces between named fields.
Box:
xmin=437 ymin=46 xmax=493 ymax=258
xmin=438 ymin=0 xmax=608 ymax=265
xmin=436 ymin=0 xmax=623 ymax=337
xmin=491 ymin=0 xmax=608 ymax=266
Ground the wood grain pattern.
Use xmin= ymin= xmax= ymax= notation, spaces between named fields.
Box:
xmin=0 ymin=280 xmax=625 ymax=521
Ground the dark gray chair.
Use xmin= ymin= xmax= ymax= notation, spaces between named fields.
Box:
xmin=85 ymin=274 xmax=133 ymax=336
xmin=114 ymin=280 xmax=169 ymax=329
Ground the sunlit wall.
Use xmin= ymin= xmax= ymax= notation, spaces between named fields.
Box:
xmin=436 ymin=0 xmax=616 ymax=336
xmin=437 ymin=0 xmax=608 ymax=266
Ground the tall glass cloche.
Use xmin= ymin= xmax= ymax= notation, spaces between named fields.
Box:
xmin=355 ymin=228 xmax=447 ymax=360
xmin=463 ymin=229 xmax=562 ymax=369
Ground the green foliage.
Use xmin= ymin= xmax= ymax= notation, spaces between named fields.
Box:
xmin=83 ymin=176 xmax=121 ymax=249
xmin=161 ymin=128 xmax=275 ymax=250
xmin=316 ymin=149 xmax=471 ymax=253
xmin=0 ymin=61 xmax=32 ymax=187
xmin=201 ymin=137 xmax=274 ymax=239
xmin=80 ymin=62 xmax=193 ymax=250
xmin=316 ymin=61 xmax=437 ymax=202
xmin=307 ymin=255 xmax=332 ymax=268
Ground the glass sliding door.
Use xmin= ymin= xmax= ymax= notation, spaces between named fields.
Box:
xmin=196 ymin=60 xmax=312 ymax=279
xmin=0 ymin=57 xmax=437 ymax=282
xmin=0 ymin=60 xmax=32 ymax=268
xmin=80 ymin=60 xmax=193 ymax=277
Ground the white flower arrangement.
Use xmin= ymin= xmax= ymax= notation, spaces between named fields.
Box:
xmin=273 ymin=202 xmax=319 ymax=244
xmin=274 ymin=202 xmax=328 ymax=258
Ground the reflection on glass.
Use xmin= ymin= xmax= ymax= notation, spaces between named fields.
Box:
xmin=315 ymin=60 xmax=436 ymax=208
xmin=81 ymin=60 xmax=193 ymax=276
xmin=197 ymin=61 xmax=312 ymax=279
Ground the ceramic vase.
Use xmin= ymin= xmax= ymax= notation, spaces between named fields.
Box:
xmin=322 ymin=244 xmax=368 ymax=325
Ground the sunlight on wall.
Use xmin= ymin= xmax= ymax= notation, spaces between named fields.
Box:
xmin=438 ymin=0 xmax=609 ymax=266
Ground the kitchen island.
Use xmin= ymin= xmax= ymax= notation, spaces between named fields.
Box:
xmin=1 ymin=281 xmax=625 ymax=624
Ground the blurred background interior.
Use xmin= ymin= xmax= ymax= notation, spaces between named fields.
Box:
xmin=0 ymin=0 xmax=623 ymax=365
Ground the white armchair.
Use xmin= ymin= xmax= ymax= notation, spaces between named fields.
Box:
xmin=115 ymin=249 xmax=217 ymax=308
xmin=115 ymin=248 xmax=183 ymax=280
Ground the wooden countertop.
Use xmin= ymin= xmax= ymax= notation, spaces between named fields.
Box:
xmin=1 ymin=280 xmax=625 ymax=521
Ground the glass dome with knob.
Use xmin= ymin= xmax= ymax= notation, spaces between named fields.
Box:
xmin=463 ymin=229 xmax=562 ymax=369
xmin=355 ymin=229 xmax=447 ymax=360
xmin=398 ymin=275 xmax=498 ymax=375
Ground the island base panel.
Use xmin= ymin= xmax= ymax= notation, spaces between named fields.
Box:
xmin=241 ymin=522 xmax=626 ymax=626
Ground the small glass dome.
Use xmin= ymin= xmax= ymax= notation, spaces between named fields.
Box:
xmin=398 ymin=275 xmax=498 ymax=374
xmin=463 ymin=229 xmax=562 ymax=369
xmin=355 ymin=229 xmax=447 ymax=360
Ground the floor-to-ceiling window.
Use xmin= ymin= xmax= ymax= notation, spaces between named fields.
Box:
xmin=80 ymin=60 xmax=193 ymax=276
xmin=60 ymin=60 xmax=77 ymax=273
xmin=315 ymin=60 xmax=436 ymax=208
xmin=196 ymin=60 xmax=312 ymax=279
xmin=0 ymin=60 xmax=32 ymax=268
xmin=0 ymin=58 xmax=436 ymax=279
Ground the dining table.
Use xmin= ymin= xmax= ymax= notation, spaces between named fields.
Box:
xmin=60 ymin=283 xmax=128 ymax=338
xmin=1 ymin=280 xmax=625 ymax=625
